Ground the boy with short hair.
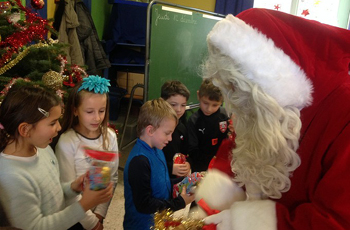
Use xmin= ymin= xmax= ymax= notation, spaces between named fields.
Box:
xmin=123 ymin=98 xmax=195 ymax=230
xmin=187 ymin=79 xmax=229 ymax=172
xmin=161 ymin=80 xmax=191 ymax=178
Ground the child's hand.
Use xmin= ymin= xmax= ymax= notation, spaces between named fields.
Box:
xmin=173 ymin=162 xmax=191 ymax=177
xmin=71 ymin=173 xmax=86 ymax=193
xmin=79 ymin=181 xmax=113 ymax=212
xmin=180 ymin=186 xmax=195 ymax=206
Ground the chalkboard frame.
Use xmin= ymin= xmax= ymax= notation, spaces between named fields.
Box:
xmin=145 ymin=0 xmax=224 ymax=108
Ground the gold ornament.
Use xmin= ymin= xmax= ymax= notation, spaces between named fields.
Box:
xmin=42 ymin=70 xmax=63 ymax=90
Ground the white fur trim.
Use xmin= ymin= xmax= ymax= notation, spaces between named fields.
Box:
xmin=207 ymin=14 xmax=313 ymax=109
xmin=195 ymin=169 xmax=246 ymax=212
xmin=230 ymin=200 xmax=277 ymax=230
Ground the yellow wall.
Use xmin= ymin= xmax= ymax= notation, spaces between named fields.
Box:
xmin=160 ymin=0 xmax=216 ymax=12
xmin=47 ymin=0 xmax=55 ymax=20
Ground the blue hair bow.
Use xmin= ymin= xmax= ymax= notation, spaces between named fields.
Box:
xmin=78 ymin=75 xmax=111 ymax=94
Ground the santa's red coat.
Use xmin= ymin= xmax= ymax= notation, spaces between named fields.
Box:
xmin=205 ymin=8 xmax=350 ymax=230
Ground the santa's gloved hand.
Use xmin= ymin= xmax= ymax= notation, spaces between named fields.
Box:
xmin=204 ymin=209 xmax=232 ymax=230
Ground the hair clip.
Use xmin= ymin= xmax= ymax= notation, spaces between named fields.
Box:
xmin=78 ymin=75 xmax=111 ymax=94
xmin=0 ymin=123 xmax=4 ymax=130
xmin=38 ymin=108 xmax=49 ymax=117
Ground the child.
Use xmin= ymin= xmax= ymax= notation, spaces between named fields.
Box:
xmin=0 ymin=84 xmax=112 ymax=230
xmin=161 ymin=80 xmax=191 ymax=178
xmin=55 ymin=75 xmax=119 ymax=230
xmin=187 ymin=79 xmax=229 ymax=172
xmin=123 ymin=98 xmax=195 ymax=230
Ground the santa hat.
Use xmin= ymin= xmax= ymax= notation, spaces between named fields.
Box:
xmin=207 ymin=12 xmax=312 ymax=109
xmin=207 ymin=9 xmax=350 ymax=111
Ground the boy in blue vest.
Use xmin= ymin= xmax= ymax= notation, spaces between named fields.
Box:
xmin=187 ymin=79 xmax=229 ymax=172
xmin=123 ymin=98 xmax=195 ymax=230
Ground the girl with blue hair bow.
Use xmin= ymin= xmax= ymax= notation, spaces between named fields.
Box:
xmin=55 ymin=76 xmax=119 ymax=230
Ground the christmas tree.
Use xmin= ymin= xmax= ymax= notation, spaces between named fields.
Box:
xmin=0 ymin=0 xmax=86 ymax=102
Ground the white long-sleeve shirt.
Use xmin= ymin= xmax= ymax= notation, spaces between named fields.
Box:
xmin=55 ymin=128 xmax=118 ymax=230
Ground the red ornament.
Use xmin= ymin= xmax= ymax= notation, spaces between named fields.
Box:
xmin=173 ymin=153 xmax=187 ymax=164
xmin=63 ymin=74 xmax=75 ymax=87
xmin=31 ymin=0 xmax=44 ymax=10
xmin=274 ymin=4 xmax=281 ymax=11
xmin=301 ymin=9 xmax=310 ymax=17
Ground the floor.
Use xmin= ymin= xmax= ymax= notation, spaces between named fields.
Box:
xmin=103 ymin=144 xmax=133 ymax=230
xmin=103 ymin=166 xmax=127 ymax=230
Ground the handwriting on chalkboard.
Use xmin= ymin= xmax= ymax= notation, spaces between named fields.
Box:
xmin=174 ymin=14 xmax=197 ymax=25
xmin=155 ymin=8 xmax=197 ymax=26
xmin=154 ymin=8 xmax=170 ymax=26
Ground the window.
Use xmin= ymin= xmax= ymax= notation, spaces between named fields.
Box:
xmin=253 ymin=0 xmax=292 ymax=14
xmin=253 ymin=0 xmax=350 ymax=29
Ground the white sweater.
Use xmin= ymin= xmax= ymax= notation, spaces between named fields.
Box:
xmin=0 ymin=146 xmax=85 ymax=230
xmin=55 ymin=128 xmax=119 ymax=230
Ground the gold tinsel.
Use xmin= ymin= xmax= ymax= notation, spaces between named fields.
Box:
xmin=0 ymin=42 xmax=49 ymax=75
xmin=153 ymin=209 xmax=204 ymax=230
xmin=42 ymin=70 xmax=63 ymax=90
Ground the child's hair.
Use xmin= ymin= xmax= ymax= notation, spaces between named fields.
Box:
xmin=60 ymin=77 xmax=111 ymax=150
xmin=161 ymin=80 xmax=190 ymax=101
xmin=198 ymin=79 xmax=223 ymax=102
xmin=0 ymin=84 xmax=61 ymax=152
xmin=137 ymin=98 xmax=178 ymax=137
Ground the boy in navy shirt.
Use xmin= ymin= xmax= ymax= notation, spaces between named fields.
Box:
xmin=187 ymin=79 xmax=229 ymax=172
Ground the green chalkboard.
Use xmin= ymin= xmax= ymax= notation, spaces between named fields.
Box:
xmin=146 ymin=3 xmax=224 ymax=106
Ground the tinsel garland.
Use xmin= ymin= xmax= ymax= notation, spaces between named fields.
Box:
xmin=153 ymin=209 xmax=204 ymax=230
xmin=0 ymin=0 xmax=52 ymax=67
xmin=0 ymin=42 xmax=49 ymax=75
xmin=0 ymin=77 xmax=30 ymax=96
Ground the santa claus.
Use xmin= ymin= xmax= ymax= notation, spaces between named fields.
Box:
xmin=196 ymin=8 xmax=350 ymax=230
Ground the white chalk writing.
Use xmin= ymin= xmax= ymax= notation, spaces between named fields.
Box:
xmin=155 ymin=8 xmax=170 ymax=26
xmin=154 ymin=8 xmax=197 ymax=26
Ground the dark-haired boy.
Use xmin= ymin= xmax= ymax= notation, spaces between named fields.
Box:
xmin=161 ymin=80 xmax=191 ymax=178
xmin=187 ymin=79 xmax=229 ymax=172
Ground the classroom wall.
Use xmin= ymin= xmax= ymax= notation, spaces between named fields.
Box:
xmin=90 ymin=1 xmax=113 ymax=40
xmin=90 ymin=0 xmax=216 ymax=40
xmin=46 ymin=0 xmax=112 ymax=40
xmin=160 ymin=0 xmax=216 ymax=12
xmin=47 ymin=0 xmax=55 ymax=21
xmin=46 ymin=0 xmax=215 ymax=40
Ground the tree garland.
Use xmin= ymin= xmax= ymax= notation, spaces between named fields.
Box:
xmin=0 ymin=0 xmax=52 ymax=67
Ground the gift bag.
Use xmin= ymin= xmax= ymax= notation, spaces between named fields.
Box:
xmin=84 ymin=147 xmax=118 ymax=190
xmin=173 ymin=172 xmax=204 ymax=198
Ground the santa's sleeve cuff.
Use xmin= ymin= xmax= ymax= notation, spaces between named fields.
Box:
xmin=230 ymin=200 xmax=277 ymax=230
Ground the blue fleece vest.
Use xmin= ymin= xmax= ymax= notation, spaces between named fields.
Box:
xmin=123 ymin=138 xmax=171 ymax=230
